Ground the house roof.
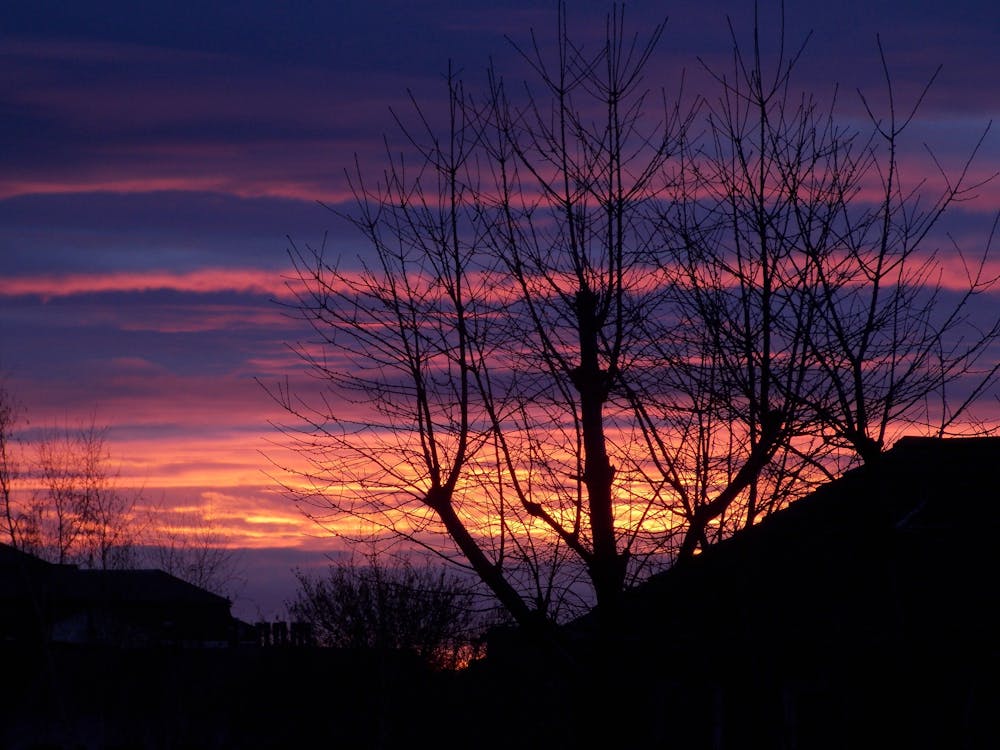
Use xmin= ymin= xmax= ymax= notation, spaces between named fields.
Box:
xmin=0 ymin=542 xmax=60 ymax=599
xmin=576 ymin=436 xmax=1000 ymax=643
xmin=1 ymin=543 xmax=229 ymax=610
xmin=651 ymin=435 xmax=999 ymax=574
xmin=49 ymin=568 xmax=231 ymax=609
xmin=0 ymin=541 xmax=53 ymax=570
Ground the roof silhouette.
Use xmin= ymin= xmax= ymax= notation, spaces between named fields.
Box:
xmin=562 ymin=436 xmax=1000 ymax=748
xmin=1 ymin=543 xmax=236 ymax=647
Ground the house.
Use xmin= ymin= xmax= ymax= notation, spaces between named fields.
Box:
xmin=1 ymin=542 xmax=442 ymax=749
xmin=0 ymin=542 xmax=241 ymax=647
xmin=469 ymin=437 xmax=1000 ymax=748
xmin=596 ymin=436 xmax=1000 ymax=748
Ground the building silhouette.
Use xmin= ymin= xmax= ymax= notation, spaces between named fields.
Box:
xmin=561 ymin=436 xmax=1000 ymax=747
xmin=1 ymin=542 xmax=243 ymax=647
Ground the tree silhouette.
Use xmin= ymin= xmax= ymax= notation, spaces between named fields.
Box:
xmin=0 ymin=382 xmax=20 ymax=548
xmin=13 ymin=419 xmax=142 ymax=569
xmin=151 ymin=504 xmax=244 ymax=598
xmin=0 ymin=383 xmax=147 ymax=569
xmin=288 ymin=555 xmax=481 ymax=669
xmin=269 ymin=5 xmax=998 ymax=642
xmin=1 ymin=383 xmax=243 ymax=591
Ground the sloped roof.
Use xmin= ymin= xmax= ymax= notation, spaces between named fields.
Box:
xmin=0 ymin=542 xmax=60 ymax=600
xmin=50 ymin=568 xmax=231 ymax=609
xmin=0 ymin=541 xmax=53 ymax=570
xmin=1 ymin=544 xmax=236 ymax=645
xmin=577 ymin=436 xmax=1000 ymax=644
xmin=649 ymin=435 xmax=998 ymax=578
xmin=1 ymin=543 xmax=229 ymax=610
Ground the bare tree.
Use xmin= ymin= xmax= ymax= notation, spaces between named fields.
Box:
xmin=0 ymin=382 xmax=20 ymax=548
xmin=0 ymin=398 xmax=145 ymax=569
xmin=288 ymin=554 xmax=481 ymax=669
xmin=789 ymin=44 xmax=1000 ymax=462
xmin=22 ymin=419 xmax=141 ymax=568
xmin=2 ymin=383 xmax=240 ymax=591
xmin=150 ymin=503 xmax=243 ymax=598
xmin=660 ymin=21 xmax=999 ymax=492
xmin=271 ymin=5 xmax=998 ymax=641
xmin=271 ymin=7 xmax=696 ymax=635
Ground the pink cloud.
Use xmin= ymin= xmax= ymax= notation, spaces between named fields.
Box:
xmin=113 ymin=304 xmax=293 ymax=334
xmin=0 ymin=175 xmax=360 ymax=205
xmin=0 ymin=267 xmax=290 ymax=300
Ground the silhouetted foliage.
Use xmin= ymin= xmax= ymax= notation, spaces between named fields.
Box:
xmin=269 ymin=3 xmax=999 ymax=641
xmin=287 ymin=556 xmax=481 ymax=669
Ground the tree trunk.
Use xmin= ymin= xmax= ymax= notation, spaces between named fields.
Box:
xmin=571 ymin=289 xmax=623 ymax=619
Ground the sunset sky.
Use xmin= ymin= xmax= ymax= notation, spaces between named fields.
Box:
xmin=1 ymin=0 xmax=997 ymax=618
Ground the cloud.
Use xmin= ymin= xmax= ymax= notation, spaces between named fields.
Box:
xmin=0 ymin=268 xmax=288 ymax=300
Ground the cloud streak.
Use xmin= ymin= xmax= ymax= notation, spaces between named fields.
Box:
xmin=0 ymin=268 xmax=289 ymax=300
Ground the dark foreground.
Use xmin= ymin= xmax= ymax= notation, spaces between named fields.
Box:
xmin=5 ymin=438 xmax=1000 ymax=748
xmin=2 ymin=634 xmax=998 ymax=750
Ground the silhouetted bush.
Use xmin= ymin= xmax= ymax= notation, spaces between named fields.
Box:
xmin=287 ymin=556 xmax=483 ymax=669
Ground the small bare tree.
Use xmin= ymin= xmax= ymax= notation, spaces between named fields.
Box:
xmin=288 ymin=555 xmax=481 ymax=669
xmin=0 ymin=382 xmax=20 ymax=548
xmin=2 ymin=384 xmax=240 ymax=590
xmin=150 ymin=503 xmax=243 ymax=598
xmin=25 ymin=420 xmax=141 ymax=568
xmin=1 ymin=403 xmax=144 ymax=569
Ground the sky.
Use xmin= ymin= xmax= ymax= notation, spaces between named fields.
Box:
xmin=1 ymin=0 xmax=997 ymax=619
